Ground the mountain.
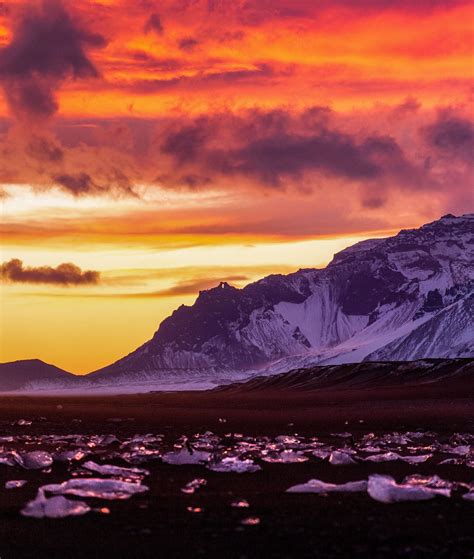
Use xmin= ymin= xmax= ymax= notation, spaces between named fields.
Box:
xmin=90 ymin=213 xmax=473 ymax=386
xmin=0 ymin=359 xmax=75 ymax=392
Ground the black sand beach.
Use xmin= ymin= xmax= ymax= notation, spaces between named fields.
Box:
xmin=0 ymin=379 xmax=473 ymax=559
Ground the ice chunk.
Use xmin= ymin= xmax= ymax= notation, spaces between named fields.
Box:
xmin=438 ymin=458 xmax=463 ymax=466
xmin=41 ymin=478 xmax=148 ymax=500
xmin=329 ymin=451 xmax=356 ymax=465
xmin=162 ymin=448 xmax=211 ymax=465
xmin=312 ymin=449 xmax=331 ymax=460
xmin=5 ymin=480 xmax=27 ymax=489
xmin=19 ymin=451 xmax=53 ymax=470
xmin=54 ymin=450 xmax=87 ymax=463
xmin=402 ymin=474 xmax=453 ymax=490
xmin=82 ymin=461 xmax=149 ymax=480
xmin=398 ymin=454 xmax=432 ymax=464
xmin=275 ymin=435 xmax=300 ymax=445
xmin=261 ymin=450 xmax=309 ymax=463
xmin=363 ymin=452 xmax=400 ymax=462
xmin=287 ymin=479 xmax=367 ymax=494
xmin=241 ymin=517 xmax=260 ymax=526
xmin=367 ymin=475 xmax=450 ymax=503
xmin=21 ymin=491 xmax=90 ymax=519
xmin=208 ymin=457 xmax=261 ymax=473
xmin=0 ymin=451 xmax=22 ymax=467
xmin=362 ymin=452 xmax=431 ymax=464
xmin=462 ymin=491 xmax=474 ymax=501
xmin=181 ymin=478 xmax=207 ymax=494
xmin=439 ymin=445 xmax=471 ymax=456
xmin=231 ymin=499 xmax=250 ymax=508
xmin=187 ymin=506 xmax=203 ymax=513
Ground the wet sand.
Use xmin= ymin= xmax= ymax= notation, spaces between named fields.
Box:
xmin=0 ymin=381 xmax=473 ymax=558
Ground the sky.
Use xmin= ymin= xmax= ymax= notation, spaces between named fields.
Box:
xmin=0 ymin=0 xmax=473 ymax=373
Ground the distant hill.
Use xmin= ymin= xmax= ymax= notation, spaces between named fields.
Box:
xmin=0 ymin=359 xmax=75 ymax=392
xmin=212 ymin=358 xmax=474 ymax=393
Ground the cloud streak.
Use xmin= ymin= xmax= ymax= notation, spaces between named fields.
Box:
xmin=1 ymin=259 xmax=100 ymax=285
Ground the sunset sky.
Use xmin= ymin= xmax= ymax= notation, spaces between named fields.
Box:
xmin=1 ymin=0 xmax=473 ymax=373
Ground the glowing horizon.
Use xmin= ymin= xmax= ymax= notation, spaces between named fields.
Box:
xmin=0 ymin=0 xmax=472 ymax=372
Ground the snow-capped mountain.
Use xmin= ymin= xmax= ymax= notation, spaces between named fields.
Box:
xmin=90 ymin=214 xmax=474 ymax=384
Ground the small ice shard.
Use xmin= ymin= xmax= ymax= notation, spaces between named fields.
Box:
xmin=241 ymin=516 xmax=260 ymax=526
xmin=312 ymin=449 xmax=330 ymax=460
xmin=41 ymin=478 xmax=148 ymax=500
xmin=162 ymin=448 xmax=211 ymax=465
xmin=402 ymin=474 xmax=453 ymax=490
xmin=287 ymin=479 xmax=367 ymax=494
xmin=187 ymin=506 xmax=203 ymax=513
xmin=208 ymin=457 xmax=261 ymax=473
xmin=438 ymin=458 xmax=463 ymax=466
xmin=218 ymin=418 xmax=227 ymax=423
xmin=21 ymin=491 xmax=90 ymax=519
xmin=19 ymin=451 xmax=54 ymax=470
xmin=367 ymin=475 xmax=450 ymax=503
xmin=275 ymin=435 xmax=299 ymax=445
xmin=97 ymin=435 xmax=120 ymax=446
xmin=14 ymin=419 xmax=32 ymax=426
xmin=181 ymin=478 xmax=207 ymax=494
xmin=5 ymin=480 xmax=27 ymax=489
xmin=440 ymin=445 xmax=471 ymax=456
xmin=261 ymin=450 xmax=309 ymax=463
xmin=231 ymin=499 xmax=249 ymax=508
xmin=122 ymin=449 xmax=162 ymax=464
xmin=54 ymin=450 xmax=87 ymax=463
xmin=0 ymin=451 xmax=22 ymax=467
xmin=398 ymin=454 xmax=432 ymax=464
xmin=82 ymin=461 xmax=149 ymax=480
xmin=363 ymin=452 xmax=400 ymax=463
xmin=329 ymin=451 xmax=356 ymax=465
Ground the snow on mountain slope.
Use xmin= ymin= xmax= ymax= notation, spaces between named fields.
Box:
xmin=366 ymin=292 xmax=473 ymax=362
xmin=89 ymin=214 xmax=474 ymax=385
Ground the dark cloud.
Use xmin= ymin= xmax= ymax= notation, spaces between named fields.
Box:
xmin=178 ymin=37 xmax=199 ymax=51
xmin=424 ymin=113 xmax=474 ymax=156
xmin=27 ymin=135 xmax=64 ymax=162
xmin=160 ymin=112 xmax=413 ymax=188
xmin=0 ymin=0 xmax=106 ymax=119
xmin=178 ymin=174 xmax=212 ymax=188
xmin=1 ymin=259 xmax=100 ymax=285
xmin=162 ymin=119 xmax=210 ymax=163
xmin=0 ymin=2 xmax=9 ymax=17
xmin=0 ymin=106 xmax=469 ymax=209
xmin=54 ymin=173 xmax=96 ymax=196
xmin=144 ymin=13 xmax=164 ymax=35
xmin=214 ymin=132 xmax=381 ymax=186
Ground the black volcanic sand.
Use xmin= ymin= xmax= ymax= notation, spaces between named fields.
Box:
xmin=0 ymin=382 xmax=473 ymax=559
